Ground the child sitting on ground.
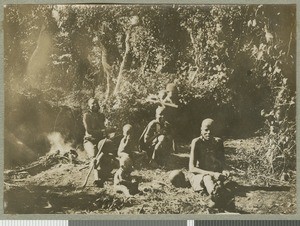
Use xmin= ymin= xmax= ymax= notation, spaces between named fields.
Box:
xmin=118 ymin=124 xmax=147 ymax=165
xmin=188 ymin=118 xmax=232 ymax=208
xmin=118 ymin=124 xmax=135 ymax=158
xmin=114 ymin=154 xmax=139 ymax=197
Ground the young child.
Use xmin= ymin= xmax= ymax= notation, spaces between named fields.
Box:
xmin=188 ymin=118 xmax=231 ymax=207
xmin=114 ymin=154 xmax=139 ymax=197
xmin=118 ymin=124 xmax=134 ymax=158
xmin=118 ymin=124 xmax=147 ymax=166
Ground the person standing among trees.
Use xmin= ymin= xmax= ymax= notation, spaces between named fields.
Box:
xmin=188 ymin=118 xmax=232 ymax=208
xmin=83 ymin=98 xmax=106 ymax=159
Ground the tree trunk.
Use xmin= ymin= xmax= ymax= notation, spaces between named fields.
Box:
xmin=113 ymin=29 xmax=131 ymax=95
xmin=188 ymin=30 xmax=200 ymax=83
xmin=100 ymin=43 xmax=113 ymax=100
xmin=141 ymin=51 xmax=150 ymax=76
xmin=26 ymin=25 xmax=52 ymax=89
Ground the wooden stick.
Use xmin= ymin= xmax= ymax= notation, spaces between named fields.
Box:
xmin=230 ymin=166 xmax=246 ymax=174
xmin=146 ymin=98 xmax=178 ymax=108
xmin=13 ymin=163 xmax=43 ymax=173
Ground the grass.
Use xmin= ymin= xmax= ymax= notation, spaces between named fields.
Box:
xmin=4 ymin=137 xmax=296 ymax=214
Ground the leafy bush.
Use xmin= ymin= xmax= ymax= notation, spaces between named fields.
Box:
xmin=4 ymin=5 xmax=296 ymax=176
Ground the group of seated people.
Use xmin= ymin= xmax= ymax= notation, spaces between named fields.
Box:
xmin=82 ymin=84 xmax=233 ymax=208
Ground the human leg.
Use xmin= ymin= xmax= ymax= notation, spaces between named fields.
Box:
xmin=152 ymin=135 xmax=164 ymax=160
xmin=202 ymin=175 xmax=215 ymax=195
xmin=187 ymin=172 xmax=205 ymax=192
xmin=152 ymin=135 xmax=171 ymax=165
xmin=83 ymin=140 xmax=97 ymax=158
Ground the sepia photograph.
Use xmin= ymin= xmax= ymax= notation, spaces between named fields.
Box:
xmin=3 ymin=4 xmax=296 ymax=214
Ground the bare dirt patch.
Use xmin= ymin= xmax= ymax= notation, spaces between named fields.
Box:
xmin=4 ymin=137 xmax=296 ymax=214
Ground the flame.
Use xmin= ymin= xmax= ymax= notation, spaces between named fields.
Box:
xmin=47 ymin=132 xmax=73 ymax=154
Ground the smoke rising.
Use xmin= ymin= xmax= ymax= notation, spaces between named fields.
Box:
xmin=47 ymin=132 xmax=73 ymax=154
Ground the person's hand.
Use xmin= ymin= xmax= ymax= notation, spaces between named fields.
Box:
xmin=222 ymin=170 xmax=230 ymax=177
xmin=101 ymin=129 xmax=107 ymax=137
xmin=213 ymin=172 xmax=221 ymax=180
xmin=93 ymin=157 xmax=99 ymax=168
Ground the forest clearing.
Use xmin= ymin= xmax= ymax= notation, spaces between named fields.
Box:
xmin=4 ymin=4 xmax=296 ymax=214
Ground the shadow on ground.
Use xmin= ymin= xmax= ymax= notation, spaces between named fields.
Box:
xmin=165 ymin=153 xmax=189 ymax=170
xmin=4 ymin=185 xmax=134 ymax=214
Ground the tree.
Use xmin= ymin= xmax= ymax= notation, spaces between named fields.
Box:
xmin=4 ymin=4 xmax=296 ymax=175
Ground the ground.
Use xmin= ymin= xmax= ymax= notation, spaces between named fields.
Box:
xmin=4 ymin=137 xmax=296 ymax=214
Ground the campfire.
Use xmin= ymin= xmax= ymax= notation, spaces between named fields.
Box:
xmin=5 ymin=132 xmax=81 ymax=180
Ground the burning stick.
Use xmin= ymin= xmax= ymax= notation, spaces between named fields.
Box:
xmin=81 ymin=138 xmax=107 ymax=189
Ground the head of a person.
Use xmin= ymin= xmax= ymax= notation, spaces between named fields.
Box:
xmin=165 ymin=83 xmax=177 ymax=97
xmin=123 ymin=124 xmax=133 ymax=137
xmin=88 ymin=98 xmax=100 ymax=112
xmin=201 ymin=118 xmax=215 ymax=141
xmin=155 ymin=106 xmax=165 ymax=123
xmin=119 ymin=154 xmax=133 ymax=173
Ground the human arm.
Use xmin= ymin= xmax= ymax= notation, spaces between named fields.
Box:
xmin=172 ymin=139 xmax=176 ymax=153
xmin=117 ymin=137 xmax=127 ymax=156
xmin=114 ymin=169 xmax=123 ymax=185
xmin=146 ymin=95 xmax=178 ymax=108
xmin=214 ymin=138 xmax=230 ymax=177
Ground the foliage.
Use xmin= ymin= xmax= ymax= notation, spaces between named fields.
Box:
xmin=4 ymin=5 xmax=296 ymax=176
xmin=242 ymin=5 xmax=296 ymax=174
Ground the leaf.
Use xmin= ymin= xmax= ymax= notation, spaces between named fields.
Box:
xmin=257 ymin=50 xmax=263 ymax=60
xmin=268 ymin=66 xmax=272 ymax=72
xmin=282 ymin=78 xmax=288 ymax=85
xmin=247 ymin=20 xmax=252 ymax=27
xmin=251 ymin=45 xmax=258 ymax=56
xmin=264 ymin=25 xmax=274 ymax=43
xmin=216 ymin=64 xmax=222 ymax=71
xmin=273 ymin=66 xmax=281 ymax=74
